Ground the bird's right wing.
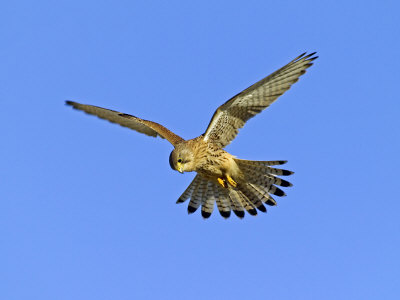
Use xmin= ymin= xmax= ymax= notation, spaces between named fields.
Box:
xmin=203 ymin=52 xmax=317 ymax=148
xmin=66 ymin=101 xmax=184 ymax=146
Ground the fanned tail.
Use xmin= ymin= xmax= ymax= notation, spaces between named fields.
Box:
xmin=177 ymin=175 xmax=231 ymax=219
xmin=234 ymin=158 xmax=293 ymax=212
xmin=176 ymin=159 xmax=293 ymax=219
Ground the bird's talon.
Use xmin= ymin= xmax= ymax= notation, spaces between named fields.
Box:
xmin=217 ymin=177 xmax=227 ymax=188
xmin=226 ymin=175 xmax=237 ymax=187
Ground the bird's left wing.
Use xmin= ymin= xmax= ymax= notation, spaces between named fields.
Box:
xmin=66 ymin=101 xmax=184 ymax=146
xmin=203 ymin=52 xmax=317 ymax=148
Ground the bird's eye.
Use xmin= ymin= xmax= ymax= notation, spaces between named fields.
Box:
xmin=177 ymin=159 xmax=182 ymax=163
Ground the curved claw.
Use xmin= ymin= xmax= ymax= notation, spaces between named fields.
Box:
xmin=226 ymin=175 xmax=237 ymax=188
xmin=217 ymin=178 xmax=227 ymax=188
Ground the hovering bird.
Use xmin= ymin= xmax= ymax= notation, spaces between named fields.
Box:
xmin=66 ymin=52 xmax=317 ymax=219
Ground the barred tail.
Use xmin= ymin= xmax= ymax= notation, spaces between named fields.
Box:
xmin=233 ymin=158 xmax=293 ymax=215
xmin=176 ymin=174 xmax=232 ymax=219
xmin=175 ymin=159 xmax=293 ymax=219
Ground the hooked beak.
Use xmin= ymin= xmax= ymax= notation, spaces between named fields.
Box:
xmin=176 ymin=162 xmax=184 ymax=174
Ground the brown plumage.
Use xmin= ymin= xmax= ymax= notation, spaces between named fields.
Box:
xmin=66 ymin=52 xmax=317 ymax=219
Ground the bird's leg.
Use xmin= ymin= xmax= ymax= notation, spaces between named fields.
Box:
xmin=217 ymin=177 xmax=227 ymax=188
xmin=226 ymin=175 xmax=237 ymax=188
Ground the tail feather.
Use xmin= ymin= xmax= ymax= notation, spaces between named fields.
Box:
xmin=200 ymin=181 xmax=214 ymax=218
xmin=238 ymin=183 xmax=267 ymax=213
xmin=238 ymin=162 xmax=293 ymax=177
xmin=227 ymin=190 xmax=245 ymax=218
xmin=264 ymin=194 xmax=277 ymax=206
xmin=236 ymin=161 xmax=290 ymax=198
xmin=175 ymin=159 xmax=293 ymax=219
xmin=176 ymin=175 xmax=202 ymax=203
xmin=263 ymin=175 xmax=292 ymax=187
xmin=236 ymin=190 xmax=258 ymax=216
xmin=178 ymin=175 xmax=229 ymax=218
xmin=234 ymin=158 xmax=293 ymax=208
xmin=232 ymin=189 xmax=258 ymax=216
xmin=267 ymin=184 xmax=286 ymax=197
xmin=265 ymin=167 xmax=293 ymax=176
xmin=246 ymin=183 xmax=278 ymax=206
xmin=187 ymin=176 xmax=206 ymax=214
xmin=241 ymin=172 xmax=288 ymax=197
xmin=234 ymin=159 xmax=288 ymax=166
xmin=213 ymin=184 xmax=231 ymax=218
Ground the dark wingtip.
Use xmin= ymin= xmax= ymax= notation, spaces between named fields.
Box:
xmin=298 ymin=52 xmax=307 ymax=58
xmin=265 ymin=197 xmax=277 ymax=206
xmin=65 ymin=100 xmax=77 ymax=107
xmin=280 ymin=179 xmax=293 ymax=187
xmin=303 ymin=51 xmax=318 ymax=60
xmin=187 ymin=206 xmax=197 ymax=214
xmin=176 ymin=198 xmax=185 ymax=204
xmin=248 ymin=208 xmax=258 ymax=216
xmin=219 ymin=210 xmax=231 ymax=219
xmin=257 ymin=204 xmax=267 ymax=213
xmin=282 ymin=170 xmax=294 ymax=176
xmin=233 ymin=210 xmax=245 ymax=219
xmin=272 ymin=187 xmax=286 ymax=197
xmin=201 ymin=211 xmax=212 ymax=219
xmin=295 ymin=52 xmax=318 ymax=63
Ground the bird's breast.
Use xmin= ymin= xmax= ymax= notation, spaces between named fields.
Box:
xmin=194 ymin=144 xmax=242 ymax=182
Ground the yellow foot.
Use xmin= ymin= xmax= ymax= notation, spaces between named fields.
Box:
xmin=226 ymin=175 xmax=237 ymax=188
xmin=217 ymin=177 xmax=227 ymax=188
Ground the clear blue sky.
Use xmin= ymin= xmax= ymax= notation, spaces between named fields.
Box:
xmin=1 ymin=1 xmax=399 ymax=299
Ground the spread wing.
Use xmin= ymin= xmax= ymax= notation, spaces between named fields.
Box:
xmin=66 ymin=101 xmax=184 ymax=146
xmin=203 ymin=52 xmax=318 ymax=148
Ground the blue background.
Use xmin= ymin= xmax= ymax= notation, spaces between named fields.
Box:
xmin=1 ymin=1 xmax=399 ymax=299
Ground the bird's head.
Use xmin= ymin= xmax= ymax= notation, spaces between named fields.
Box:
xmin=169 ymin=145 xmax=195 ymax=173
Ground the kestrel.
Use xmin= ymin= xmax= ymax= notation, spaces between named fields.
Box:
xmin=66 ymin=52 xmax=317 ymax=219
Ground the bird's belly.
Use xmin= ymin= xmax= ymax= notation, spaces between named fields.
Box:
xmin=196 ymin=154 xmax=242 ymax=183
